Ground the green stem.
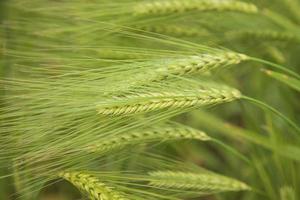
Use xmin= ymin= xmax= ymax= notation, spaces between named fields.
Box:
xmin=242 ymin=96 xmax=300 ymax=135
xmin=249 ymin=57 xmax=300 ymax=80
xmin=211 ymin=138 xmax=251 ymax=165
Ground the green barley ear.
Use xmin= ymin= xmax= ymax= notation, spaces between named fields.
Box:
xmin=148 ymin=171 xmax=251 ymax=193
xmin=226 ymin=30 xmax=299 ymax=42
xmin=97 ymin=82 xmax=241 ymax=116
xmin=59 ymin=171 xmax=129 ymax=200
xmin=86 ymin=122 xmax=211 ymax=153
xmin=157 ymin=51 xmax=248 ymax=79
xmin=134 ymin=0 xmax=258 ymax=15
xmin=132 ymin=24 xmax=210 ymax=38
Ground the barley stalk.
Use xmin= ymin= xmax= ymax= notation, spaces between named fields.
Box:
xmin=134 ymin=0 xmax=258 ymax=15
xmin=98 ymin=87 xmax=241 ymax=116
xmin=148 ymin=171 xmax=251 ymax=192
xmin=87 ymin=123 xmax=210 ymax=153
xmin=59 ymin=171 xmax=129 ymax=200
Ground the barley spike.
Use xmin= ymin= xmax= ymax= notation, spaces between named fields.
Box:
xmin=98 ymin=88 xmax=241 ymax=116
xmin=134 ymin=0 xmax=258 ymax=15
xmin=87 ymin=123 xmax=210 ymax=153
xmin=134 ymin=24 xmax=209 ymax=37
xmin=227 ymin=30 xmax=299 ymax=42
xmin=148 ymin=171 xmax=251 ymax=192
xmin=59 ymin=171 xmax=129 ymax=200
xmin=158 ymin=52 xmax=248 ymax=79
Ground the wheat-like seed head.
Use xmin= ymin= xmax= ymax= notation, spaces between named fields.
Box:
xmin=59 ymin=171 xmax=129 ymax=200
xmin=148 ymin=171 xmax=251 ymax=192
xmin=86 ymin=123 xmax=210 ymax=153
xmin=97 ymin=87 xmax=241 ymax=116
xmin=159 ymin=52 xmax=248 ymax=79
xmin=134 ymin=0 xmax=258 ymax=15
xmin=226 ymin=30 xmax=299 ymax=42
xmin=133 ymin=24 xmax=209 ymax=37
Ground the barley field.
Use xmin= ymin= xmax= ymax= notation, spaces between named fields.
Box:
xmin=0 ymin=0 xmax=299 ymax=200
